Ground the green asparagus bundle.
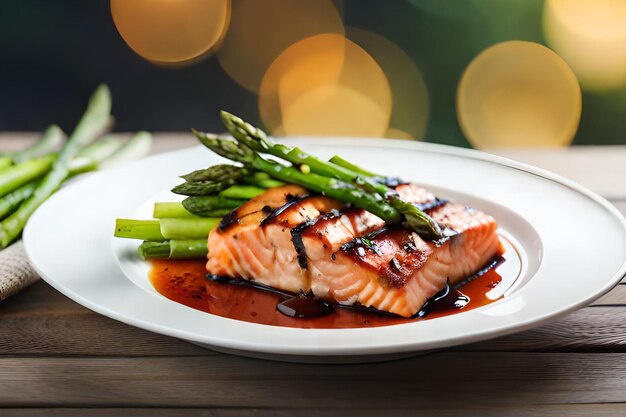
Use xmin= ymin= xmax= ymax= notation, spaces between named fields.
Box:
xmin=190 ymin=111 xmax=444 ymax=240
xmin=0 ymin=85 xmax=112 ymax=247
xmin=0 ymin=85 xmax=153 ymax=247
xmin=0 ymin=132 xmax=152 ymax=222
xmin=114 ymin=174 xmax=283 ymax=259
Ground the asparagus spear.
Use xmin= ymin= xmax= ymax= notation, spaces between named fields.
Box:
xmin=328 ymin=154 xmax=404 ymax=187
xmin=115 ymin=217 xmax=220 ymax=241
xmin=218 ymin=184 xmax=265 ymax=200
xmin=327 ymin=155 xmax=377 ymax=177
xmin=181 ymin=196 xmax=245 ymax=217
xmin=10 ymin=125 xmax=66 ymax=163
xmin=181 ymin=164 xmax=248 ymax=182
xmin=161 ymin=217 xmax=220 ymax=240
xmin=0 ymin=158 xmax=11 ymax=171
xmin=137 ymin=241 xmax=169 ymax=258
xmin=0 ymin=182 xmax=38 ymax=220
xmin=197 ymin=208 xmax=232 ymax=217
xmin=0 ymin=85 xmax=112 ymax=248
xmin=115 ymin=219 xmax=164 ymax=241
xmin=155 ymin=201 xmax=241 ymax=219
xmin=154 ymin=200 xmax=244 ymax=219
xmin=99 ymin=131 xmax=152 ymax=169
xmin=75 ymin=136 xmax=122 ymax=161
xmin=172 ymin=164 xmax=249 ymax=196
xmin=0 ymin=154 xmax=56 ymax=198
xmin=218 ymin=112 xmax=444 ymax=240
xmin=242 ymin=172 xmax=285 ymax=189
xmin=138 ymin=239 xmax=207 ymax=259
xmin=72 ymin=131 xmax=153 ymax=172
xmin=154 ymin=202 xmax=196 ymax=219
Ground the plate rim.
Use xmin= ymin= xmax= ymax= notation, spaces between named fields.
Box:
xmin=23 ymin=138 xmax=626 ymax=358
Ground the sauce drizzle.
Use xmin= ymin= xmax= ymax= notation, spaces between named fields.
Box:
xmin=149 ymin=253 xmax=510 ymax=329
xmin=277 ymin=294 xmax=335 ymax=318
xmin=260 ymin=193 xmax=309 ymax=225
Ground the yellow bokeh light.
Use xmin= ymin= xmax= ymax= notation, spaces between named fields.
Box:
xmin=281 ymin=84 xmax=390 ymax=137
xmin=544 ymin=0 xmax=626 ymax=92
xmin=260 ymin=34 xmax=392 ymax=138
xmin=110 ymin=0 xmax=230 ymax=64
xmin=217 ymin=0 xmax=344 ymax=92
xmin=457 ymin=41 xmax=581 ymax=148
xmin=348 ymin=28 xmax=429 ymax=140
xmin=259 ymin=33 xmax=346 ymax=134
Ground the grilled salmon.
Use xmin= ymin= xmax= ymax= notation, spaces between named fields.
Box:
xmin=206 ymin=184 xmax=502 ymax=318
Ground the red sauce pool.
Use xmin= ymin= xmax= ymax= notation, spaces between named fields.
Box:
xmin=149 ymin=258 xmax=507 ymax=329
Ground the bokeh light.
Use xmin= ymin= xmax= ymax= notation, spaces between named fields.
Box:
xmin=216 ymin=0 xmax=344 ymax=92
xmin=110 ymin=0 xmax=230 ymax=65
xmin=259 ymin=33 xmax=392 ymax=137
xmin=543 ymin=0 xmax=626 ymax=92
xmin=281 ymin=84 xmax=389 ymax=137
xmin=457 ymin=41 xmax=581 ymax=148
xmin=259 ymin=33 xmax=346 ymax=134
xmin=347 ymin=28 xmax=429 ymax=140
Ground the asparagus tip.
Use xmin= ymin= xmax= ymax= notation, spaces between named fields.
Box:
xmin=46 ymin=124 xmax=64 ymax=136
xmin=219 ymin=110 xmax=238 ymax=124
xmin=93 ymin=84 xmax=111 ymax=100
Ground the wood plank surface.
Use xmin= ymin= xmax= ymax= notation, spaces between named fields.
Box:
xmin=3 ymin=405 xmax=626 ymax=417
xmin=3 ymin=352 xmax=626 ymax=408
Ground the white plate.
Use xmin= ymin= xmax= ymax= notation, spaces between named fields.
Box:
xmin=23 ymin=139 xmax=626 ymax=363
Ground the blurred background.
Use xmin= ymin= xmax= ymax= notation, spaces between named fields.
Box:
xmin=1 ymin=0 xmax=626 ymax=148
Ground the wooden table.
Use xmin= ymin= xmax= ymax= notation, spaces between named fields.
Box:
xmin=2 ymin=135 xmax=626 ymax=416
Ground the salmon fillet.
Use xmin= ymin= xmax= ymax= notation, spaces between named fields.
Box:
xmin=206 ymin=184 xmax=502 ymax=317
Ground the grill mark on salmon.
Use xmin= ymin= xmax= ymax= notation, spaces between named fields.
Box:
xmin=290 ymin=220 xmax=315 ymax=269
xmin=206 ymin=183 xmax=502 ymax=317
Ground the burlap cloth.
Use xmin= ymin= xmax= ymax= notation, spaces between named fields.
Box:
xmin=0 ymin=241 xmax=39 ymax=302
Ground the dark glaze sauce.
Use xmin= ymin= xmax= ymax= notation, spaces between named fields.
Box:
xmin=217 ymin=208 xmax=240 ymax=231
xmin=149 ymin=255 xmax=508 ymax=329
xmin=277 ymin=295 xmax=335 ymax=318
xmin=260 ymin=193 xmax=309 ymax=226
